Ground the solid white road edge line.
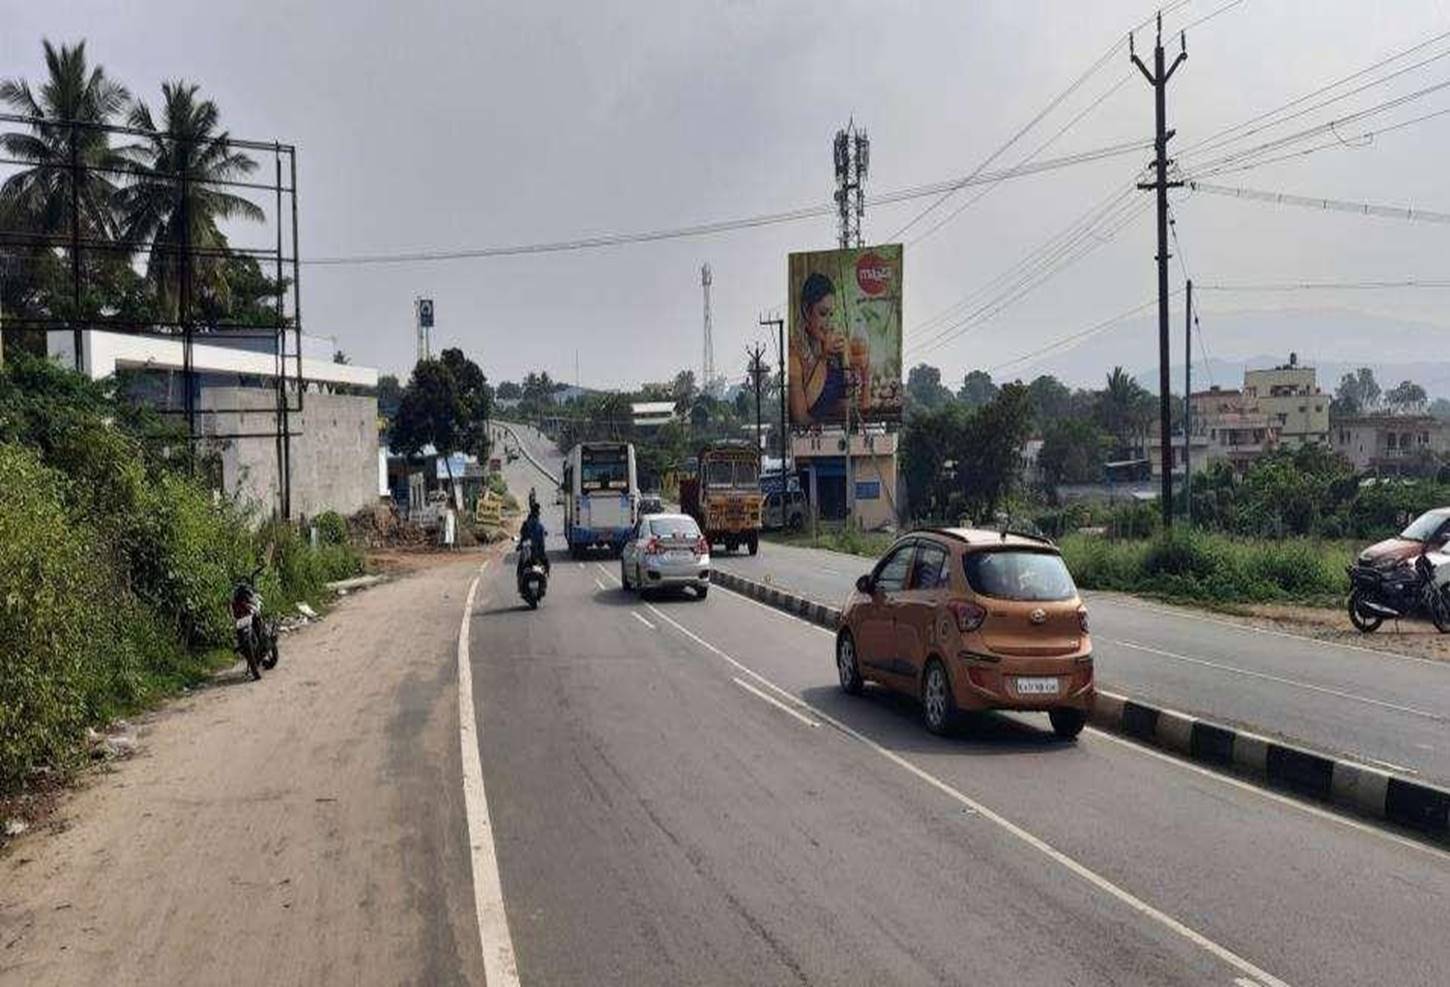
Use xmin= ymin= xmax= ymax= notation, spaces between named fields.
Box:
xmin=616 ymin=578 xmax=1290 ymax=987
xmin=1109 ymin=639 xmax=1446 ymax=721
xmin=457 ymin=562 xmax=521 ymax=987
xmin=713 ymin=575 xmax=1450 ymax=860
xmin=630 ymin=611 xmax=657 ymax=631
xmin=732 ymin=676 xmax=821 ymax=727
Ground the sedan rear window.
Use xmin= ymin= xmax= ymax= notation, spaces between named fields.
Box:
xmin=649 ymin=517 xmax=700 ymax=539
xmin=963 ymin=550 xmax=1076 ymax=601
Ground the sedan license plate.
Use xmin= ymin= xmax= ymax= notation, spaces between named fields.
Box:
xmin=1014 ymin=676 xmax=1059 ymax=696
xmin=666 ymin=549 xmax=694 ymax=561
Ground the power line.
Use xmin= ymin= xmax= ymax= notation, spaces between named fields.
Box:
xmin=1167 ymin=203 xmax=1214 ymax=387
xmin=989 ymin=291 xmax=1181 ymax=374
xmin=300 ymin=139 xmax=1146 ymax=267
xmin=1197 ymin=278 xmax=1450 ymax=291
xmin=1187 ymin=180 xmax=1450 ymax=224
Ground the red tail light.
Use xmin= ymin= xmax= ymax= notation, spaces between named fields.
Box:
xmin=694 ymin=536 xmax=709 ymax=555
xmin=1077 ymin=607 xmax=1090 ymax=634
xmin=946 ymin=600 xmax=987 ymax=632
xmin=644 ymin=537 xmax=662 ymax=556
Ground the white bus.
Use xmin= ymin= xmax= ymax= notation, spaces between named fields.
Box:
xmin=560 ymin=442 xmax=639 ymax=557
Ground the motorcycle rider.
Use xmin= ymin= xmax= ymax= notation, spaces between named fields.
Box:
xmin=519 ymin=502 xmax=550 ymax=577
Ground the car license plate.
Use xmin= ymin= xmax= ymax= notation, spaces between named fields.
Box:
xmin=666 ymin=549 xmax=694 ymax=561
xmin=1014 ymin=676 xmax=1059 ymax=695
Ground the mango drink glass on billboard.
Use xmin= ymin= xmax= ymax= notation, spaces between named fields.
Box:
xmin=787 ymin=244 xmax=902 ymax=428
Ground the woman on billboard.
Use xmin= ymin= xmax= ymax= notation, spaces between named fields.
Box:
xmin=788 ymin=272 xmax=870 ymax=426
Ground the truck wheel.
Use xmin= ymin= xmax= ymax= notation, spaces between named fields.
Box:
xmin=787 ymin=513 xmax=803 ymax=532
xmin=748 ymin=533 xmax=759 ymax=556
xmin=726 ymin=538 xmax=738 ymax=554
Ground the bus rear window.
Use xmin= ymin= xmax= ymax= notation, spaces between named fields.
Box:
xmin=581 ymin=447 xmax=627 ymax=489
xmin=963 ymin=550 xmax=1076 ymax=601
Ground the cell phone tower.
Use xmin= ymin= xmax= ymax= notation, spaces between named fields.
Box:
xmin=701 ymin=263 xmax=717 ymax=397
xmin=834 ymin=119 xmax=869 ymax=248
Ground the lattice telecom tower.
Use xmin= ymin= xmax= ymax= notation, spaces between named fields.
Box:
xmin=834 ymin=120 xmax=870 ymax=248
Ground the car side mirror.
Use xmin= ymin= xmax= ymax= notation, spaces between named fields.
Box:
xmin=856 ymin=574 xmax=874 ymax=594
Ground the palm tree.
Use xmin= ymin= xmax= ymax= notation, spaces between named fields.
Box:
xmin=117 ymin=81 xmax=263 ymax=322
xmin=0 ymin=40 xmax=131 ymax=325
xmin=1100 ymin=366 xmax=1151 ymax=457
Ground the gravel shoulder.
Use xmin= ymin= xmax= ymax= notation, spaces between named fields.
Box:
xmin=0 ymin=552 xmax=488 ymax=986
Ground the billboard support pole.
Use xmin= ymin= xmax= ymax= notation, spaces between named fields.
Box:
xmin=761 ymin=314 xmax=786 ymax=478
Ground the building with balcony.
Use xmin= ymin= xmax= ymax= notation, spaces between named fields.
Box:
xmin=1332 ymin=415 xmax=1450 ymax=474
xmin=1242 ymin=354 xmax=1329 ymax=448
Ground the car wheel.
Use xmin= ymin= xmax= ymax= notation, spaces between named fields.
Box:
xmin=1050 ymin=708 xmax=1086 ymax=740
xmin=921 ymin=658 xmax=954 ymax=735
xmin=748 ymin=533 xmax=759 ymax=556
xmin=1347 ymin=589 xmax=1383 ymax=633
xmin=620 ymin=561 xmax=631 ymax=591
xmin=696 ymin=586 xmax=709 ymax=601
xmin=836 ymin=631 xmax=863 ymax=695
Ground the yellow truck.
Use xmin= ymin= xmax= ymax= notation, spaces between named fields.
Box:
xmin=679 ymin=442 xmax=763 ymax=555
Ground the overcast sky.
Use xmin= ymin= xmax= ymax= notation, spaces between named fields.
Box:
xmin=7 ymin=0 xmax=1450 ymax=388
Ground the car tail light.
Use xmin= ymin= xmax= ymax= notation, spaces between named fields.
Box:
xmin=644 ymin=537 xmax=662 ymax=556
xmin=946 ymin=600 xmax=987 ymax=632
xmin=695 ymin=536 xmax=709 ymax=555
xmin=1077 ymin=607 xmax=1090 ymax=634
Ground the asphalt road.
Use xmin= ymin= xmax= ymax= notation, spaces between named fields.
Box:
xmin=476 ymin=429 xmax=1450 ymax=986
xmin=497 ymin=421 xmax=1450 ymax=784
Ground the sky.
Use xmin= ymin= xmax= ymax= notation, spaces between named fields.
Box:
xmin=6 ymin=0 xmax=1450 ymax=390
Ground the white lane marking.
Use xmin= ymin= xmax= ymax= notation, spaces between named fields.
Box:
xmin=594 ymin=578 xmax=607 ymax=591
xmin=732 ymin=676 xmax=820 ymax=727
xmin=1108 ymin=639 xmax=1447 ymax=722
xmin=715 ymin=574 xmax=1450 ymax=860
xmin=630 ymin=611 xmax=656 ymax=631
xmin=1086 ymin=727 xmax=1450 ymax=864
xmin=635 ymin=596 xmax=1290 ymax=987
xmin=1093 ymin=596 xmax=1449 ymax=669
xmin=1236 ymin=979 xmax=1265 ymax=987
xmin=457 ymin=562 xmax=521 ymax=987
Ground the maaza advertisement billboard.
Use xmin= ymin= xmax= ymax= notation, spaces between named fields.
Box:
xmin=787 ymin=244 xmax=903 ymax=428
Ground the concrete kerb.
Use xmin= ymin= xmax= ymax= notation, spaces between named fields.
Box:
xmin=720 ymin=567 xmax=1450 ymax=845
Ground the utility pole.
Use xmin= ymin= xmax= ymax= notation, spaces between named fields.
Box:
xmin=747 ymin=343 xmax=768 ymax=470
xmin=761 ymin=314 xmax=787 ymax=480
xmin=702 ymin=264 xmax=716 ymax=397
xmin=1184 ymin=278 xmax=1193 ymax=526
xmin=1132 ymin=11 xmax=1186 ymax=526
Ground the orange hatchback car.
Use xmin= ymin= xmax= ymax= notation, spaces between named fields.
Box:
xmin=836 ymin=528 xmax=1094 ymax=738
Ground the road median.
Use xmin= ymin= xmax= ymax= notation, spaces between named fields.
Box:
xmin=712 ymin=567 xmax=1450 ymax=845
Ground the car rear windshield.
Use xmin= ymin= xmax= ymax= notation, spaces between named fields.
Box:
xmin=963 ymin=550 xmax=1076 ymax=601
xmin=649 ymin=517 xmax=700 ymax=539
xmin=1401 ymin=510 xmax=1448 ymax=541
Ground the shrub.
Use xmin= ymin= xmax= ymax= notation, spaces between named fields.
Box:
xmin=313 ymin=510 xmax=349 ymax=546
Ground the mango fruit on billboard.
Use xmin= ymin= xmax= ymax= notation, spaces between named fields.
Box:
xmin=787 ymin=244 xmax=903 ymax=427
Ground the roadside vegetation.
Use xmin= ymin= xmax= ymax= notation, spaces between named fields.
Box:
xmin=763 ymin=526 xmax=896 ymax=561
xmin=0 ymin=355 xmax=362 ymax=794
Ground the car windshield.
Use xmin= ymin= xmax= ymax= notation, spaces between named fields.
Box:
xmin=649 ymin=517 xmax=699 ymax=539
xmin=963 ymin=550 xmax=1076 ymax=601
xmin=1400 ymin=511 xmax=1447 ymax=541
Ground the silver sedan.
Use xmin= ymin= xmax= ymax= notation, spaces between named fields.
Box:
xmin=620 ymin=513 xmax=711 ymax=599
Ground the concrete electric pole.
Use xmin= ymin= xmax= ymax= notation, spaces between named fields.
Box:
xmin=1132 ymin=12 xmax=1186 ymax=525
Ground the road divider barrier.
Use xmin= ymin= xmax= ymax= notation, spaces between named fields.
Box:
xmin=714 ymin=567 xmax=1450 ymax=845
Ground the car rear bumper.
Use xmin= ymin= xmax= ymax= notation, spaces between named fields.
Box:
xmin=951 ymin=653 xmax=1095 ymax=711
xmin=642 ymin=558 xmax=711 ymax=586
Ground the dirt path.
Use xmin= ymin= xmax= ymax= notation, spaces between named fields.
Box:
xmin=0 ymin=553 xmax=488 ymax=986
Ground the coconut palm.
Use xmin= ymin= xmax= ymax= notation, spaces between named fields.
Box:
xmin=0 ymin=40 xmax=130 ymax=275
xmin=117 ymin=81 xmax=263 ymax=322
xmin=1100 ymin=366 xmax=1153 ymax=457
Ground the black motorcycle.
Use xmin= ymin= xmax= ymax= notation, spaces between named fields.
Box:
xmin=517 ymin=540 xmax=549 ymax=609
xmin=1347 ymin=553 xmax=1450 ymax=634
xmin=232 ymin=565 xmax=280 ymax=679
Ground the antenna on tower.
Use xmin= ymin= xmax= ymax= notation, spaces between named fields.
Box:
xmin=833 ymin=119 xmax=870 ymax=248
xmin=701 ymin=263 xmax=717 ymax=397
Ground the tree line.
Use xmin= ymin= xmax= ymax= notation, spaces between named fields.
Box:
xmin=0 ymin=39 xmax=284 ymax=354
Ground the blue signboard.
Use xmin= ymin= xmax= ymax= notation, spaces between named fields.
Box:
xmin=855 ymin=480 xmax=881 ymax=501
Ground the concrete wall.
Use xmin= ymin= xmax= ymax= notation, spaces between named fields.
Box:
xmin=199 ymin=386 xmax=380 ymax=520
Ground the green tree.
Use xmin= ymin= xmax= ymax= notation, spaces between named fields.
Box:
xmin=901 ymin=401 xmax=968 ymax=520
xmin=906 ymin=363 xmax=952 ymax=411
xmin=1333 ymin=367 xmax=1380 ymax=417
xmin=438 ymin=347 xmax=493 ymax=459
xmin=958 ymin=369 xmax=998 ymax=408
xmin=671 ymin=369 xmax=697 ymax=414
xmin=376 ymin=373 xmax=402 ymax=423
xmin=117 ymin=81 xmax=264 ymax=320
xmin=495 ymin=380 xmax=522 ymax=400
xmin=1026 ymin=374 xmax=1073 ymax=427
xmin=1099 ymin=366 xmax=1152 ymax=457
xmin=1385 ymin=380 xmax=1427 ymax=415
xmin=0 ymin=40 xmax=130 ymax=248
xmin=1038 ymin=418 xmax=1110 ymax=487
xmin=391 ymin=352 xmax=493 ymax=483
xmin=957 ymin=382 xmax=1033 ymax=520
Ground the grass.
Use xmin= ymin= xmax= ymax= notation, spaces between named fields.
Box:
xmin=764 ymin=526 xmax=899 ymax=559
xmin=1058 ymin=528 xmax=1354 ymax=609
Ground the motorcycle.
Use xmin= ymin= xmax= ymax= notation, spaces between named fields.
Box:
xmin=232 ymin=565 xmax=280 ymax=679
xmin=1347 ymin=551 xmax=1450 ymax=634
xmin=517 ymin=539 xmax=549 ymax=609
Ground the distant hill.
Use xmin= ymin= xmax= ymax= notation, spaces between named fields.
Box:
xmin=1017 ymin=308 xmax=1450 ymax=398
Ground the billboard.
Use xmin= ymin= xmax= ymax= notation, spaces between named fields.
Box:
xmin=787 ymin=244 xmax=903 ymax=428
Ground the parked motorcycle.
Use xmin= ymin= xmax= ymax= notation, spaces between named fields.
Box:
xmin=517 ymin=540 xmax=549 ymax=609
xmin=1347 ymin=551 xmax=1450 ymax=634
xmin=232 ymin=565 xmax=280 ymax=679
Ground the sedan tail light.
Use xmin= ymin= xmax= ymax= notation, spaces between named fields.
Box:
xmin=694 ymin=536 xmax=709 ymax=555
xmin=946 ymin=600 xmax=987 ymax=632
xmin=643 ymin=537 xmax=662 ymax=556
